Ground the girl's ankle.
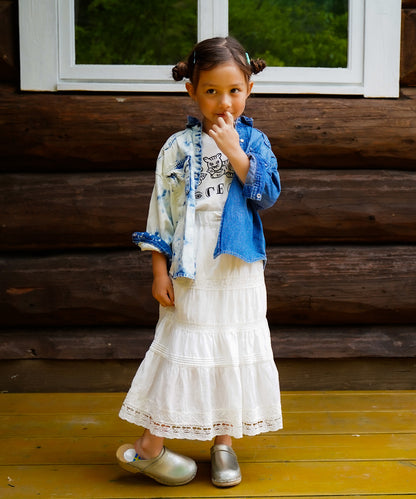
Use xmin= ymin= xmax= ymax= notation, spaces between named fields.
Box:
xmin=134 ymin=436 xmax=164 ymax=460
xmin=214 ymin=435 xmax=232 ymax=447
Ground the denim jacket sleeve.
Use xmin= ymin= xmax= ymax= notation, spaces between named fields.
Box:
xmin=242 ymin=128 xmax=280 ymax=210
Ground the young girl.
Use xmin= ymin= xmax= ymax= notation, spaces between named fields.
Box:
xmin=117 ymin=36 xmax=282 ymax=488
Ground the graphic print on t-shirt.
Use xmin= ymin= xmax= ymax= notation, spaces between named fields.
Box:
xmin=196 ymin=133 xmax=235 ymax=208
xmin=196 ymin=151 xmax=234 ymax=201
xmin=203 ymin=153 xmax=234 ymax=179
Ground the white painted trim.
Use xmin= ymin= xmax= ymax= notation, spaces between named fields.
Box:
xmin=363 ymin=0 xmax=402 ymax=97
xmin=19 ymin=0 xmax=59 ymax=91
xmin=55 ymin=80 xmax=367 ymax=95
xmin=57 ymin=0 xmax=75 ymax=74
xmin=19 ymin=0 xmax=402 ymax=97
xmin=198 ymin=0 xmax=228 ymax=41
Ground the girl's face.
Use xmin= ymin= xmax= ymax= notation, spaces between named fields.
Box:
xmin=186 ymin=61 xmax=253 ymax=133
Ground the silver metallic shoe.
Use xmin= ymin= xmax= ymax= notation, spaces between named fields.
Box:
xmin=210 ymin=444 xmax=242 ymax=487
xmin=116 ymin=443 xmax=197 ymax=486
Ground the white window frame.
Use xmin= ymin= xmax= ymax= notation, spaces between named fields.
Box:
xmin=19 ymin=0 xmax=402 ymax=97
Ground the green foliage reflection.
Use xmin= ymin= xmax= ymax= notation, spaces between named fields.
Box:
xmin=75 ymin=0 xmax=348 ymax=68
xmin=229 ymin=0 xmax=348 ymax=67
xmin=75 ymin=0 xmax=197 ymax=65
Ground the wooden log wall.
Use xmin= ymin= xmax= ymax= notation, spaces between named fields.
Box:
xmin=402 ymin=0 xmax=416 ymax=85
xmin=0 ymin=0 xmax=416 ymax=390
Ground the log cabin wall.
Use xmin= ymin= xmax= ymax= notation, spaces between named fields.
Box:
xmin=1 ymin=0 xmax=416 ymax=391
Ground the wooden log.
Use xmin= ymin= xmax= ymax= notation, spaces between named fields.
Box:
xmin=1 ymin=246 xmax=416 ymax=327
xmin=401 ymin=9 xmax=416 ymax=86
xmin=403 ymin=1 xmax=416 ymax=9
xmin=272 ymin=325 xmax=416 ymax=358
xmin=1 ymin=84 xmax=416 ymax=171
xmin=0 ymin=1 xmax=18 ymax=83
xmin=266 ymin=246 xmax=416 ymax=325
xmin=0 ymin=325 xmax=414 ymax=360
xmin=260 ymin=169 xmax=416 ymax=244
xmin=2 ymin=358 xmax=416 ymax=391
xmin=0 ymin=250 xmax=157 ymax=327
xmin=1 ymin=169 xmax=416 ymax=250
xmin=0 ymin=171 xmax=153 ymax=250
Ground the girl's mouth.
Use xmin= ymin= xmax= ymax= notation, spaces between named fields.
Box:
xmin=217 ymin=113 xmax=233 ymax=120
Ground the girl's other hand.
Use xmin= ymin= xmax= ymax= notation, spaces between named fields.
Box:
xmin=151 ymin=251 xmax=174 ymax=307
xmin=152 ymin=273 xmax=175 ymax=307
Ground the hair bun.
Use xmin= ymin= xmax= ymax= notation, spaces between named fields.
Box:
xmin=250 ymin=58 xmax=267 ymax=75
xmin=172 ymin=61 xmax=189 ymax=81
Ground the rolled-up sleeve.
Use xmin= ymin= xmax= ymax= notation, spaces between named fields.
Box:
xmin=242 ymin=131 xmax=281 ymax=210
xmin=132 ymin=152 xmax=174 ymax=260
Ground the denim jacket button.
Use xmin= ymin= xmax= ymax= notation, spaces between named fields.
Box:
xmin=256 ymin=193 xmax=262 ymax=199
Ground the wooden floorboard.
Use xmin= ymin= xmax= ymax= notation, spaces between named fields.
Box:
xmin=1 ymin=391 xmax=415 ymax=498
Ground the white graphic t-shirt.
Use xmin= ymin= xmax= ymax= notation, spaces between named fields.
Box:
xmin=196 ymin=132 xmax=234 ymax=211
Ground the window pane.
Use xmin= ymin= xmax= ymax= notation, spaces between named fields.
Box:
xmin=229 ymin=0 xmax=348 ymax=68
xmin=75 ymin=0 xmax=197 ymax=65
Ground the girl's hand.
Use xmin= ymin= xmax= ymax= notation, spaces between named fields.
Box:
xmin=209 ymin=111 xmax=250 ymax=183
xmin=151 ymin=251 xmax=175 ymax=307
xmin=152 ymin=273 xmax=175 ymax=307
xmin=208 ymin=111 xmax=240 ymax=157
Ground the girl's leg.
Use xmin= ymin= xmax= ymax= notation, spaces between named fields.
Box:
xmin=214 ymin=434 xmax=232 ymax=446
xmin=135 ymin=429 xmax=164 ymax=459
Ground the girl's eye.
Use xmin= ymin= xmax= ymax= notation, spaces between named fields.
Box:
xmin=231 ymin=88 xmax=241 ymax=94
xmin=206 ymin=89 xmax=216 ymax=94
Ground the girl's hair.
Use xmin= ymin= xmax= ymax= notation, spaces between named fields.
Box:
xmin=172 ymin=37 xmax=266 ymax=89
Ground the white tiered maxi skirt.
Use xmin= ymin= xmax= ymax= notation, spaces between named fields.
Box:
xmin=119 ymin=210 xmax=282 ymax=440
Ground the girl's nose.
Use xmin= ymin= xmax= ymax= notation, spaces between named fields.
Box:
xmin=219 ymin=94 xmax=231 ymax=109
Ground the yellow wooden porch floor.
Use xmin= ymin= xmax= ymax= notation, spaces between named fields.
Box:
xmin=1 ymin=391 xmax=416 ymax=498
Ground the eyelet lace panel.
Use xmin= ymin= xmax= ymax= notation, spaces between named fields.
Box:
xmin=120 ymin=404 xmax=283 ymax=440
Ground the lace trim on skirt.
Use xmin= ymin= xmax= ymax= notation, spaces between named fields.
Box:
xmin=119 ymin=404 xmax=283 ymax=440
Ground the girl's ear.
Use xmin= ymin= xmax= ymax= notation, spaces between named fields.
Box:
xmin=247 ymin=81 xmax=254 ymax=97
xmin=186 ymin=82 xmax=196 ymax=100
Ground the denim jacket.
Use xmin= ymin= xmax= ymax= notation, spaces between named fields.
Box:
xmin=132 ymin=116 xmax=281 ymax=279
